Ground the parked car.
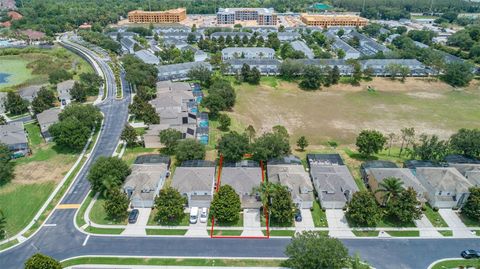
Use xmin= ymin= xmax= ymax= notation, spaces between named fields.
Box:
xmin=199 ymin=207 xmax=208 ymax=223
xmin=461 ymin=249 xmax=480 ymax=259
xmin=128 ymin=209 xmax=139 ymax=224
xmin=190 ymin=207 xmax=199 ymax=224
xmin=294 ymin=209 xmax=302 ymax=222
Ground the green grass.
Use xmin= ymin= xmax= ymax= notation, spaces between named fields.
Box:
xmin=0 ymin=239 xmax=19 ymax=251
xmin=438 ymin=230 xmax=453 ymax=237
xmin=146 ymin=229 xmax=187 ymax=235
xmin=386 ymin=230 xmax=420 ymax=237
xmin=423 ymin=204 xmax=448 ymax=228
xmin=122 ymin=146 xmax=156 ymax=166
xmin=89 ymin=197 xmax=127 ymax=225
xmin=0 ymin=57 xmax=39 ymax=89
xmin=84 ymin=226 xmax=124 ymax=234
xmin=347 ymin=215 xmax=415 ymax=228
xmin=209 ymin=213 xmax=244 ymax=227
xmin=312 ymin=201 xmax=328 ymax=227
xmin=147 ymin=211 xmax=189 ymax=226
xmin=210 ymin=230 xmax=243 ymax=236
xmin=135 ymin=127 xmax=146 ymax=136
xmin=476 ymin=230 xmax=480 ymax=236
xmin=24 ymin=122 xmax=43 ymax=146
xmin=431 ymin=259 xmax=480 ymax=269
xmin=61 ymin=257 xmax=284 ymax=268
xmin=260 ymin=76 xmax=279 ymax=88
xmin=458 ymin=213 xmax=480 ymax=227
xmin=352 ymin=230 xmax=379 ymax=237
xmin=263 ymin=230 xmax=295 ymax=237
xmin=77 ymin=191 xmax=95 ymax=227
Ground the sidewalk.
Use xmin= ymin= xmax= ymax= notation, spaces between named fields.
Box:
xmin=414 ymin=215 xmax=441 ymax=238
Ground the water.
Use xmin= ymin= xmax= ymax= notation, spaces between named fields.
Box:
xmin=0 ymin=40 xmax=11 ymax=47
xmin=0 ymin=73 xmax=11 ymax=84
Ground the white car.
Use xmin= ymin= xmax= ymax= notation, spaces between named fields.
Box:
xmin=199 ymin=207 xmax=208 ymax=223
xmin=189 ymin=207 xmax=199 ymax=224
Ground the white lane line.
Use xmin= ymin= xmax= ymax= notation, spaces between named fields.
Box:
xmin=82 ymin=235 xmax=90 ymax=246
xmin=43 ymin=224 xmax=57 ymax=227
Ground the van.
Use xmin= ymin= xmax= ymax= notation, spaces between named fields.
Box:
xmin=199 ymin=207 xmax=208 ymax=223
xmin=189 ymin=207 xmax=199 ymax=224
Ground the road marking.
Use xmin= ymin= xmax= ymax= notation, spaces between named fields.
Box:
xmin=43 ymin=224 xmax=57 ymax=227
xmin=57 ymin=204 xmax=81 ymax=209
xmin=82 ymin=235 xmax=90 ymax=246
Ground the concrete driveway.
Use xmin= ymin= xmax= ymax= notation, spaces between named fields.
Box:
xmin=414 ymin=215 xmax=441 ymax=237
xmin=294 ymin=209 xmax=314 ymax=232
xmin=121 ymin=208 xmax=151 ymax=236
xmin=325 ymin=209 xmax=355 ymax=237
xmin=438 ymin=209 xmax=475 ymax=238
xmin=241 ymin=209 xmax=263 ymax=236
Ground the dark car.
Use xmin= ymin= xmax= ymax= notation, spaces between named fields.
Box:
xmin=461 ymin=249 xmax=480 ymax=259
xmin=128 ymin=209 xmax=139 ymax=224
xmin=294 ymin=209 xmax=302 ymax=222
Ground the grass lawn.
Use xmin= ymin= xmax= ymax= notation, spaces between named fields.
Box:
xmin=386 ymin=230 xmax=420 ymax=237
xmin=352 ymin=230 xmax=379 ymax=237
xmin=312 ymin=201 xmax=328 ymax=227
xmin=438 ymin=230 xmax=453 ymax=237
xmin=209 ymin=213 xmax=244 ymax=227
xmin=61 ymin=257 xmax=284 ymax=268
xmin=77 ymin=192 xmax=95 ymax=227
xmin=24 ymin=123 xmax=43 ymax=146
xmin=458 ymin=213 xmax=480 ymax=227
xmin=206 ymin=112 xmax=245 ymax=150
xmin=0 ymin=239 xmax=19 ymax=251
xmin=263 ymin=230 xmax=295 ymax=237
xmin=210 ymin=230 xmax=243 ymax=236
xmin=90 ymin=197 xmax=127 ymax=225
xmin=147 ymin=210 xmax=189 ymax=226
xmin=0 ymin=56 xmax=39 ymax=89
xmin=476 ymin=230 xmax=480 ymax=236
xmin=85 ymin=226 xmax=124 ymax=234
xmin=146 ymin=229 xmax=187 ymax=235
xmin=122 ymin=146 xmax=157 ymax=166
xmin=431 ymin=259 xmax=480 ymax=269
xmin=347 ymin=215 xmax=415 ymax=228
xmin=423 ymin=204 xmax=448 ymax=227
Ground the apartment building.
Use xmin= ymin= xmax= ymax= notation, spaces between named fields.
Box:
xmin=128 ymin=8 xmax=187 ymax=24
xmin=300 ymin=13 xmax=368 ymax=28
xmin=217 ymin=8 xmax=277 ymax=25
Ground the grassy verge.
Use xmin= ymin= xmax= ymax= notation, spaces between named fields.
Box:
xmin=312 ymin=201 xmax=328 ymax=227
xmin=424 ymin=204 xmax=448 ymax=227
xmin=146 ymin=229 xmax=187 ymax=235
xmin=352 ymin=230 xmax=379 ymax=237
xmin=386 ymin=230 xmax=420 ymax=237
xmin=263 ymin=230 xmax=295 ymax=237
xmin=438 ymin=230 xmax=453 ymax=237
xmin=61 ymin=257 xmax=284 ymax=268
xmin=209 ymin=213 xmax=244 ymax=227
xmin=0 ymin=239 xmax=19 ymax=251
xmin=89 ymin=196 xmax=127 ymax=225
xmin=76 ymin=192 xmax=95 ymax=227
xmin=84 ymin=226 xmax=124 ymax=234
xmin=147 ymin=211 xmax=189 ymax=226
xmin=210 ymin=230 xmax=243 ymax=236
xmin=458 ymin=213 xmax=480 ymax=227
xmin=431 ymin=259 xmax=480 ymax=269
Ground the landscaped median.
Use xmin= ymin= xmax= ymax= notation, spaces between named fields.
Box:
xmin=429 ymin=258 xmax=480 ymax=269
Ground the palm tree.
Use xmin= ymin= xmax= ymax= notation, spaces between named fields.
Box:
xmin=375 ymin=177 xmax=404 ymax=205
xmin=253 ymin=182 xmax=280 ymax=207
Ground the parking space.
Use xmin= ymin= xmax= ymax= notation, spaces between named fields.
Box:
xmin=241 ymin=209 xmax=263 ymax=237
xmin=121 ymin=208 xmax=151 ymax=236
xmin=294 ymin=209 xmax=314 ymax=232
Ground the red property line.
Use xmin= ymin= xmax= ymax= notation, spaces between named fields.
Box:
xmin=210 ymin=156 xmax=270 ymax=239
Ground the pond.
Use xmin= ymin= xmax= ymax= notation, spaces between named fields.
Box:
xmin=0 ymin=73 xmax=11 ymax=84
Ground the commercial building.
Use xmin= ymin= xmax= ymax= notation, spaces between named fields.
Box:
xmin=217 ymin=8 xmax=277 ymax=26
xmin=300 ymin=13 xmax=368 ymax=28
xmin=128 ymin=8 xmax=187 ymax=24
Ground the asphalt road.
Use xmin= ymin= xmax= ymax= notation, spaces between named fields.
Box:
xmin=0 ymin=36 xmax=478 ymax=269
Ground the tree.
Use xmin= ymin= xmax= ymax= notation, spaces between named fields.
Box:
xmin=346 ymin=191 xmax=382 ymax=227
xmin=25 ymin=253 xmax=62 ymax=269
xmin=69 ymin=82 xmax=87 ymax=102
xmin=5 ymin=91 xmax=28 ymax=115
xmin=154 ymin=186 xmax=187 ymax=224
xmin=348 ymin=59 xmax=362 ymax=85
xmin=187 ymin=65 xmax=212 ymax=87
xmin=337 ymin=49 xmax=346 ymax=59
xmin=246 ymin=67 xmax=261 ymax=84
xmin=202 ymin=93 xmax=225 ymax=116
xmin=279 ymin=59 xmax=303 ymax=80
xmin=0 ymin=209 xmax=6 ymax=239
xmin=120 ymin=124 xmax=138 ymax=147
xmin=104 ymin=188 xmax=129 ymax=221
xmin=284 ymin=231 xmax=350 ymax=269
xmin=331 ymin=65 xmax=340 ymax=85
xmin=159 ymin=128 xmax=182 ymax=154
xmin=48 ymin=69 xmax=72 ymax=84
xmin=270 ymin=184 xmax=294 ymax=225
xmin=442 ymin=61 xmax=474 ymax=87
xmin=450 ymin=128 xmax=480 ymax=159
xmin=210 ymin=185 xmax=241 ymax=224
xmin=386 ymin=187 xmax=422 ymax=223
xmin=296 ymin=136 xmax=308 ymax=151
xmin=128 ymin=96 xmax=159 ymax=125
xmin=462 ymin=187 xmax=480 ymax=222
xmin=59 ymin=103 xmax=102 ymax=130
xmin=299 ymin=65 xmax=323 ymax=90
xmin=48 ymin=117 xmax=91 ymax=150
xmin=79 ymin=73 xmax=103 ymax=96
xmin=375 ymin=177 xmax=404 ymax=205
xmin=387 ymin=132 xmax=396 ymax=156
xmin=399 ymin=127 xmax=415 ymax=157
xmin=409 ymin=134 xmax=449 ymax=161
xmin=31 ymin=87 xmax=56 ymax=114
xmin=0 ymin=143 xmax=13 ymax=185
xmin=175 ymin=139 xmax=206 ymax=163
xmin=217 ymin=131 xmax=250 ymax=162
xmin=218 ymin=113 xmax=231 ymax=131
xmin=252 ymin=131 xmax=290 ymax=161
xmin=355 ymin=130 xmax=386 ymax=157
xmin=0 ymin=115 xmax=5 ymax=125
xmin=87 ymin=157 xmax=131 ymax=195
xmin=245 ymin=125 xmax=256 ymax=143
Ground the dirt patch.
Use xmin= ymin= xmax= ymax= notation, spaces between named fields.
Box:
xmin=13 ymin=156 xmax=73 ymax=185
xmin=406 ymin=92 xmax=444 ymax=99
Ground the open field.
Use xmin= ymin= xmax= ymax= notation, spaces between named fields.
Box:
xmin=229 ymin=77 xmax=480 ymax=145
xmin=0 ymin=57 xmax=39 ymax=89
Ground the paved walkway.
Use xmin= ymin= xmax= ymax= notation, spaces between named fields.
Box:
xmin=325 ymin=209 xmax=355 ymax=237
xmin=294 ymin=209 xmax=314 ymax=232
xmin=121 ymin=208 xmax=151 ymax=236
xmin=438 ymin=209 xmax=475 ymax=238
xmin=415 ymin=215 xmax=442 ymax=237
xmin=185 ymin=221 xmax=208 ymax=237
xmin=241 ymin=209 xmax=263 ymax=236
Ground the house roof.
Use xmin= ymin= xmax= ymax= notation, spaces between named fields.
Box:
xmin=171 ymin=165 xmax=215 ymax=194
xmin=268 ymin=164 xmax=314 ymax=204
xmin=368 ymin=168 xmax=428 ymax=196
xmin=157 ymin=62 xmax=212 ymax=74
xmin=225 ymin=58 xmax=281 ymax=66
xmin=36 ymin=108 xmax=60 ymax=134
xmin=415 ymin=167 xmax=474 ymax=193
xmin=134 ymin=49 xmax=159 ymax=65
xmin=221 ymin=47 xmax=275 ymax=54
xmin=123 ymin=162 xmax=169 ymax=204
xmin=310 ymin=164 xmax=359 ymax=202
xmin=18 ymin=85 xmax=43 ymax=100
xmin=0 ymin=122 xmax=27 ymax=146
xmin=220 ymin=164 xmax=262 ymax=194
xmin=290 ymin=40 xmax=314 ymax=57
xmin=56 ymin=80 xmax=75 ymax=98
xmin=210 ymin=32 xmax=252 ymax=38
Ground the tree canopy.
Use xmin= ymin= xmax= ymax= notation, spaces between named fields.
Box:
xmin=355 ymin=130 xmax=387 ymax=157
xmin=175 ymin=139 xmax=206 ymax=163
xmin=210 ymin=184 xmax=241 ymax=224
xmin=346 ymin=191 xmax=382 ymax=227
xmin=217 ymin=131 xmax=250 ymax=162
xmin=87 ymin=157 xmax=131 ymax=195
xmin=25 ymin=253 xmax=62 ymax=269
xmin=154 ymin=186 xmax=187 ymax=224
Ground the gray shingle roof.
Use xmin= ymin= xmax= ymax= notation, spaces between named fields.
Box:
xmin=157 ymin=62 xmax=212 ymax=74
xmin=310 ymin=164 xmax=359 ymax=203
xmin=0 ymin=122 xmax=27 ymax=146
xmin=220 ymin=165 xmax=262 ymax=194
xmin=123 ymin=162 xmax=169 ymax=205
xmin=36 ymin=108 xmax=60 ymax=134
xmin=268 ymin=164 xmax=314 ymax=205
xmin=415 ymin=167 xmax=473 ymax=193
xmin=134 ymin=49 xmax=159 ymax=65
xmin=171 ymin=166 xmax=215 ymax=194
xmin=368 ymin=168 xmax=428 ymax=197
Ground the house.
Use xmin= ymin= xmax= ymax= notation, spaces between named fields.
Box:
xmin=360 ymin=59 xmax=432 ymax=77
xmin=123 ymin=154 xmax=170 ymax=208
xmin=366 ymin=168 xmax=428 ymax=205
xmin=325 ymin=32 xmax=361 ymax=59
xmin=120 ymin=36 xmax=138 ymax=54
xmin=343 ymin=31 xmax=390 ymax=56
xmin=57 ymin=80 xmax=75 ymax=105
xmin=0 ymin=122 xmax=29 ymax=157
xmin=157 ymin=62 xmax=212 ymax=81
xmin=292 ymin=59 xmax=353 ymax=75
xmin=220 ymin=160 xmax=263 ymax=208
xmin=445 ymin=155 xmax=480 ymax=187
xmin=224 ymin=58 xmax=281 ymax=75
xmin=221 ymin=47 xmax=275 ymax=60
xmin=194 ymin=50 xmax=208 ymax=62
xmin=210 ymin=32 xmax=252 ymax=39
xmin=360 ymin=160 xmax=398 ymax=182
xmin=18 ymin=85 xmax=43 ymax=102
xmin=307 ymin=154 xmax=359 ymax=209
xmin=171 ymin=160 xmax=216 ymax=208
xmin=386 ymin=33 xmax=400 ymax=43
xmin=267 ymin=156 xmax=315 ymax=209
xmin=134 ymin=49 xmax=160 ymax=65
xmin=36 ymin=108 xmax=60 ymax=142
xmin=414 ymin=167 xmax=475 ymax=208
xmin=290 ymin=40 xmax=315 ymax=59
xmin=143 ymin=123 xmax=196 ymax=148
xmin=277 ymin=32 xmax=301 ymax=42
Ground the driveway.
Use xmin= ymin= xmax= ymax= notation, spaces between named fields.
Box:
xmin=294 ymin=209 xmax=314 ymax=232
xmin=241 ymin=209 xmax=263 ymax=236
xmin=414 ymin=215 xmax=441 ymax=238
xmin=438 ymin=209 xmax=475 ymax=238
xmin=121 ymin=208 xmax=151 ymax=236
xmin=325 ymin=209 xmax=355 ymax=237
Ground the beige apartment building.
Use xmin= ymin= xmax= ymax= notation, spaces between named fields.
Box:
xmin=128 ymin=8 xmax=187 ymax=23
xmin=300 ymin=13 xmax=368 ymax=28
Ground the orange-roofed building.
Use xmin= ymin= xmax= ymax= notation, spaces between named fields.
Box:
xmin=8 ymin=11 xmax=23 ymax=21
xmin=79 ymin=23 xmax=92 ymax=30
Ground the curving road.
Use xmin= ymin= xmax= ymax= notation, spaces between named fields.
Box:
xmin=0 ymin=37 xmax=478 ymax=269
